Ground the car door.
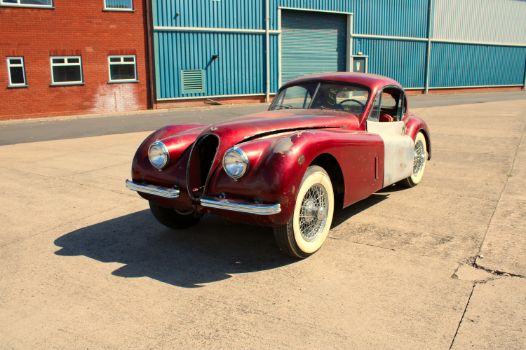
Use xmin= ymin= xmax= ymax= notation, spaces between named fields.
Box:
xmin=366 ymin=87 xmax=415 ymax=187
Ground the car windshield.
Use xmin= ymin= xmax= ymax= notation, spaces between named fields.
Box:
xmin=270 ymin=82 xmax=370 ymax=116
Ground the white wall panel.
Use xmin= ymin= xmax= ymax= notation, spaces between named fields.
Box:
xmin=433 ymin=0 xmax=526 ymax=45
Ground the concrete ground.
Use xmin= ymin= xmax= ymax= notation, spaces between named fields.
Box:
xmin=0 ymin=98 xmax=525 ymax=349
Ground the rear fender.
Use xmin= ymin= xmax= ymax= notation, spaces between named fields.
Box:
xmin=405 ymin=116 xmax=431 ymax=159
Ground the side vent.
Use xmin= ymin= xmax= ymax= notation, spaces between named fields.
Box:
xmin=181 ymin=69 xmax=205 ymax=94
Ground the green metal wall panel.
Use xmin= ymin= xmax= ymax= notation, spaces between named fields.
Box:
xmin=153 ymin=0 xmax=430 ymax=37
xmin=429 ymin=43 xmax=526 ymax=87
xmin=154 ymin=32 xmax=279 ymax=99
xmin=279 ymin=0 xmax=429 ymax=37
xmin=353 ymin=38 xmax=427 ymax=88
xmin=281 ymin=10 xmax=347 ymax=83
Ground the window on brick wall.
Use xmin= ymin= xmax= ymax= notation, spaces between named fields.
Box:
xmin=104 ymin=0 xmax=133 ymax=11
xmin=6 ymin=57 xmax=27 ymax=87
xmin=50 ymin=56 xmax=83 ymax=86
xmin=108 ymin=55 xmax=137 ymax=82
xmin=1 ymin=0 xmax=53 ymax=8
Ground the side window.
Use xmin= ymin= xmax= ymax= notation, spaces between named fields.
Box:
xmin=380 ymin=88 xmax=405 ymax=121
xmin=104 ymin=0 xmax=133 ymax=11
xmin=368 ymin=93 xmax=381 ymax=121
xmin=1 ymin=0 xmax=53 ymax=8
xmin=6 ymin=57 xmax=27 ymax=87
xmin=108 ymin=55 xmax=137 ymax=82
xmin=50 ymin=56 xmax=83 ymax=86
xmin=380 ymin=93 xmax=397 ymax=109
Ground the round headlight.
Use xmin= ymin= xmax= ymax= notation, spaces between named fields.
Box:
xmin=223 ymin=147 xmax=249 ymax=180
xmin=148 ymin=141 xmax=169 ymax=170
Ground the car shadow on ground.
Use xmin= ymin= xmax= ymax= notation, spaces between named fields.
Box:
xmin=54 ymin=212 xmax=294 ymax=288
xmin=54 ymin=193 xmax=390 ymax=288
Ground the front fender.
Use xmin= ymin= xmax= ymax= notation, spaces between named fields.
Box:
xmin=206 ymin=129 xmax=384 ymax=224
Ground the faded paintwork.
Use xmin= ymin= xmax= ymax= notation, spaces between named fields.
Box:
xmin=130 ymin=73 xmax=431 ymax=226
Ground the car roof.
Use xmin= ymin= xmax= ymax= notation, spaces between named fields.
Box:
xmin=282 ymin=72 xmax=402 ymax=91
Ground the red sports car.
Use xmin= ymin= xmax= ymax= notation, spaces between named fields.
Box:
xmin=126 ymin=73 xmax=431 ymax=258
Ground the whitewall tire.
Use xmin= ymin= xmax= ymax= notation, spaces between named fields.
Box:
xmin=403 ymin=131 xmax=428 ymax=187
xmin=274 ymin=165 xmax=335 ymax=258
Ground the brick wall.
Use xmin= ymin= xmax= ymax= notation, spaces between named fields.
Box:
xmin=0 ymin=0 xmax=149 ymax=120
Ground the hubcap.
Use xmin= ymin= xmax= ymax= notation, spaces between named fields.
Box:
xmin=299 ymin=184 xmax=328 ymax=242
xmin=413 ymin=140 xmax=426 ymax=175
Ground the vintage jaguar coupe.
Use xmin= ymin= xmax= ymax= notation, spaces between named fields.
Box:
xmin=126 ymin=73 xmax=431 ymax=258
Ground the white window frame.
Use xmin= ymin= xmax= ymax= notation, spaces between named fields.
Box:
xmin=0 ymin=0 xmax=53 ymax=8
xmin=103 ymin=0 xmax=133 ymax=12
xmin=50 ymin=56 xmax=83 ymax=86
xmin=6 ymin=57 xmax=27 ymax=87
xmin=108 ymin=55 xmax=137 ymax=83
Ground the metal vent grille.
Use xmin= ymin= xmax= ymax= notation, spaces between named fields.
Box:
xmin=181 ymin=70 xmax=205 ymax=94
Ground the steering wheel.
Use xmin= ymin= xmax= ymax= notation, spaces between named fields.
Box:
xmin=337 ymin=98 xmax=365 ymax=109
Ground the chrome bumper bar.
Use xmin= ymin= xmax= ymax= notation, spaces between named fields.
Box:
xmin=200 ymin=197 xmax=281 ymax=215
xmin=126 ymin=180 xmax=280 ymax=215
xmin=125 ymin=180 xmax=180 ymax=199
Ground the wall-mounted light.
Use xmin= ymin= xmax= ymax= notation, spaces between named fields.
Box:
xmin=211 ymin=54 xmax=219 ymax=61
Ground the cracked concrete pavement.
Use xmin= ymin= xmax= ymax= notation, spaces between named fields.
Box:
xmin=0 ymin=98 xmax=525 ymax=349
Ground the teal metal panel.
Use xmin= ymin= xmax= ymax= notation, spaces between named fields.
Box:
xmin=430 ymin=43 xmax=526 ymax=87
xmin=281 ymin=10 xmax=347 ymax=83
xmin=153 ymin=0 xmax=266 ymax=29
xmin=154 ymin=32 xmax=279 ymax=99
xmin=152 ymin=0 xmax=429 ymax=38
xmin=353 ymin=38 xmax=427 ymax=88
xmin=279 ymin=0 xmax=428 ymax=37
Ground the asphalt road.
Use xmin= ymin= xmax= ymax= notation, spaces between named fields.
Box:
xmin=0 ymin=99 xmax=525 ymax=349
xmin=0 ymin=91 xmax=524 ymax=146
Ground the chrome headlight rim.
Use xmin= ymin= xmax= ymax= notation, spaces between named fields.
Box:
xmin=148 ymin=140 xmax=169 ymax=171
xmin=222 ymin=146 xmax=249 ymax=180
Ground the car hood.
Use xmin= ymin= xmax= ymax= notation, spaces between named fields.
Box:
xmin=201 ymin=109 xmax=360 ymax=145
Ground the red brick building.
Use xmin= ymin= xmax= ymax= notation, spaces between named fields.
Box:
xmin=0 ymin=0 xmax=150 ymax=120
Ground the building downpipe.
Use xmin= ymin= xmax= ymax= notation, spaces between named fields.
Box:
xmin=265 ymin=0 xmax=271 ymax=103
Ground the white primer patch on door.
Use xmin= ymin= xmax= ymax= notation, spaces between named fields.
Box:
xmin=367 ymin=121 xmax=415 ymax=187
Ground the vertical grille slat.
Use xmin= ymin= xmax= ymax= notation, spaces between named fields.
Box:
xmin=187 ymin=134 xmax=219 ymax=199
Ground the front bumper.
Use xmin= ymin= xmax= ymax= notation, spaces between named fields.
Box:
xmin=125 ymin=180 xmax=281 ymax=216
xmin=125 ymin=180 xmax=180 ymax=199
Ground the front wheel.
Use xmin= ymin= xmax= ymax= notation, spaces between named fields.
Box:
xmin=149 ymin=202 xmax=201 ymax=230
xmin=403 ymin=131 xmax=428 ymax=188
xmin=273 ymin=165 xmax=335 ymax=258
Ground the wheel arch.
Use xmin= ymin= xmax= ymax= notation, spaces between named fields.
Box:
xmin=418 ymin=128 xmax=432 ymax=160
xmin=310 ymin=153 xmax=345 ymax=209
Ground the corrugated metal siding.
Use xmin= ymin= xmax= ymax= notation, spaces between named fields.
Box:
xmin=429 ymin=43 xmax=526 ymax=87
xmin=154 ymin=32 xmax=279 ymax=99
xmin=353 ymin=38 xmax=427 ymax=88
xmin=433 ymin=0 xmax=526 ymax=44
xmin=153 ymin=0 xmax=265 ymax=29
xmin=153 ymin=0 xmax=429 ymax=37
xmin=278 ymin=0 xmax=428 ymax=37
xmin=281 ymin=10 xmax=347 ymax=83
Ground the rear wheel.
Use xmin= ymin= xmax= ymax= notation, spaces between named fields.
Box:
xmin=149 ymin=202 xmax=201 ymax=229
xmin=274 ymin=166 xmax=335 ymax=258
xmin=403 ymin=132 xmax=428 ymax=187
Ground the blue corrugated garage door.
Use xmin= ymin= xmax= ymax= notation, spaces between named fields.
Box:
xmin=281 ymin=10 xmax=348 ymax=83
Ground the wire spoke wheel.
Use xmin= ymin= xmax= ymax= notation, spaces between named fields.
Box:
xmin=403 ymin=132 xmax=428 ymax=188
xmin=273 ymin=165 xmax=335 ymax=258
xmin=299 ymin=184 xmax=329 ymax=242
xmin=413 ymin=139 xmax=426 ymax=176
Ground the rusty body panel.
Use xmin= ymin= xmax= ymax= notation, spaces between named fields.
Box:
xmin=129 ymin=73 xmax=431 ymax=226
